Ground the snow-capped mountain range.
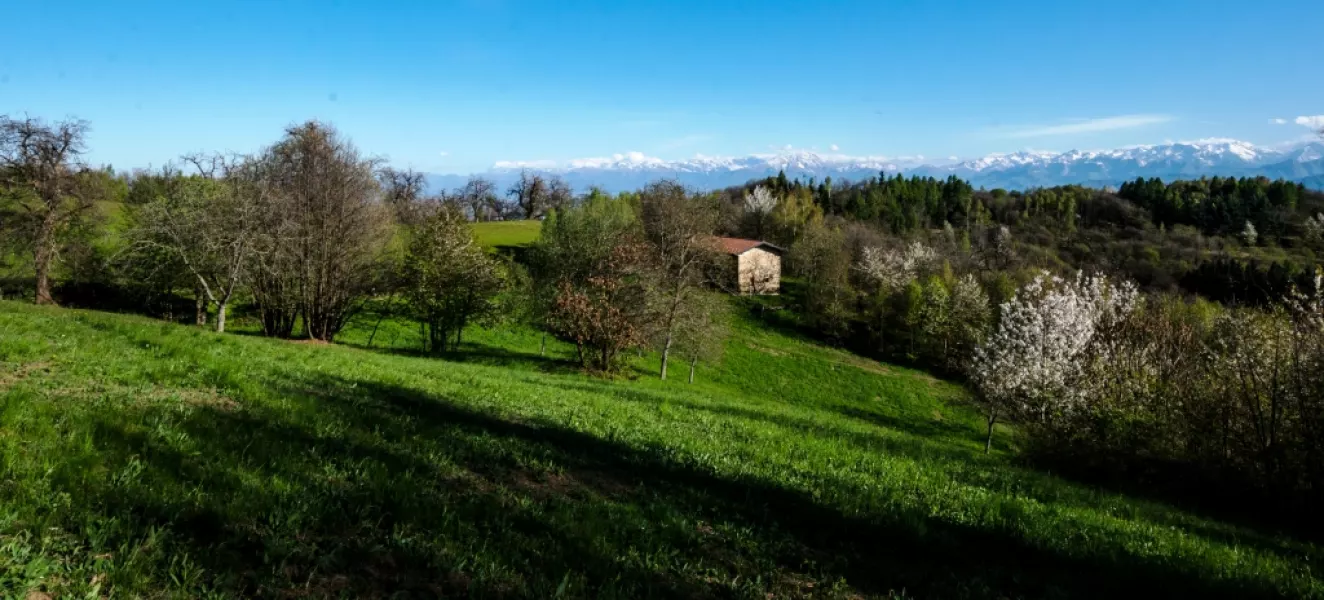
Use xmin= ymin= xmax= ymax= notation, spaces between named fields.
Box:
xmin=426 ymin=139 xmax=1324 ymax=194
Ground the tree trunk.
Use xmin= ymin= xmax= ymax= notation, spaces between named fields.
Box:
xmin=215 ymin=301 xmax=228 ymax=333
xmin=689 ymin=355 xmax=697 ymax=384
xmin=367 ymin=314 xmax=385 ymax=347
xmin=660 ymin=331 xmax=673 ymax=380
xmin=196 ymin=288 xmax=208 ymax=326
xmin=984 ymin=411 xmax=998 ymax=455
xmin=33 ymin=215 xmax=57 ymax=306
xmin=540 ymin=332 xmax=547 ymax=356
xmin=455 ymin=326 xmax=464 ymax=349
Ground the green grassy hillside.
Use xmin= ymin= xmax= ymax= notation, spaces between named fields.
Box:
xmin=0 ymin=301 xmax=1319 ymax=598
xmin=471 ymin=220 xmax=542 ymax=250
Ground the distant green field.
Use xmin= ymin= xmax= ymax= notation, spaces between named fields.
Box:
xmin=0 ymin=301 xmax=1320 ymax=598
xmin=471 ymin=219 xmax=542 ymax=249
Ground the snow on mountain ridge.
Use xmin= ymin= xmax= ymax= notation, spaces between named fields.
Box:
xmin=490 ymin=139 xmax=1319 ymax=175
xmin=490 ymin=149 xmax=945 ymax=174
xmin=454 ymin=140 xmax=1324 ymax=193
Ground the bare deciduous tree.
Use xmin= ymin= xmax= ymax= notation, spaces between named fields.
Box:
xmin=258 ymin=121 xmax=393 ymax=341
xmin=378 ymin=166 xmax=428 ymax=225
xmin=547 ymin=175 xmax=574 ymax=214
xmin=639 ymin=180 xmax=722 ymax=380
xmin=508 ymin=169 xmax=549 ymax=220
xmin=671 ymin=290 xmax=729 ymax=384
xmin=0 ymin=116 xmax=99 ymax=305
xmin=181 ymin=151 xmax=231 ymax=179
xmin=457 ymin=176 xmax=499 ymax=222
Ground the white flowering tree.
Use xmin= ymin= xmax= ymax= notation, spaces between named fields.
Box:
xmin=968 ymin=271 xmax=1139 ymax=453
xmin=853 ymin=240 xmax=941 ymax=352
xmin=1304 ymin=213 xmax=1324 ymax=243
xmin=743 ymin=185 xmax=778 ymax=239
xmin=1241 ymin=220 xmax=1258 ymax=246
xmin=854 ymin=241 xmax=938 ymax=292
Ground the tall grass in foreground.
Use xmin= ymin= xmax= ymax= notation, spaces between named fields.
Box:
xmin=0 ymin=300 xmax=1319 ymax=598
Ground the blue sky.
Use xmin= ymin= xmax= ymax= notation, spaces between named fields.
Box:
xmin=2 ymin=0 xmax=1321 ymax=173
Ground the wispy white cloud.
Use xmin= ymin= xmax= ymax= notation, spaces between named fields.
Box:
xmin=1002 ymin=114 xmax=1172 ymax=138
xmin=439 ymin=151 xmax=450 ymax=157
xmin=829 ymin=144 xmax=840 ymax=151
xmin=1295 ymin=115 xmax=1324 ymax=129
xmin=1271 ymin=118 xmax=1288 ymax=125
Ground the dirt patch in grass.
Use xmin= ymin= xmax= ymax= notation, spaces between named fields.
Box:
xmin=456 ymin=464 xmax=640 ymax=502
xmin=505 ymin=467 xmax=639 ymax=501
xmin=833 ymin=356 xmax=891 ymax=376
xmin=746 ymin=343 xmax=788 ymax=357
xmin=177 ymin=387 xmax=240 ymax=411
xmin=289 ymin=339 xmax=331 ymax=346
xmin=41 ymin=382 xmax=239 ymax=411
xmin=0 ymin=361 xmax=52 ymax=389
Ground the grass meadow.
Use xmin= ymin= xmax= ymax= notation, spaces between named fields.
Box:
xmin=0 ymin=298 xmax=1320 ymax=598
xmin=470 ymin=220 xmax=541 ymax=251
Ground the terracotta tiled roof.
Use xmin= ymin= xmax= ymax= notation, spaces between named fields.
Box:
xmin=713 ymin=237 xmax=784 ymax=256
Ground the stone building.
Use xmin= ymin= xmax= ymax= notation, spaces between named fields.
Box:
xmin=716 ymin=237 xmax=784 ymax=295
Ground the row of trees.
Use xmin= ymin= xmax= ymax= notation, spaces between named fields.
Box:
xmin=1120 ymin=176 xmax=1307 ymax=240
xmin=123 ymin=122 xmax=393 ymax=339
xmin=968 ymin=267 xmax=1324 ymax=515
xmin=765 ymin=186 xmax=1324 ymax=509
xmin=752 ymin=172 xmax=1324 ymax=509
xmin=381 ymin=167 xmax=575 ymax=224
xmin=1 ymin=114 xmax=734 ymax=381
xmin=736 ymin=170 xmax=1317 ymax=245
xmin=727 ymin=169 xmax=1324 ymax=312
xmin=9 ymin=112 xmax=1324 ymax=516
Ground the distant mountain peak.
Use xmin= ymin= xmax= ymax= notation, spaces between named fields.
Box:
xmin=426 ymin=139 xmax=1324 ymax=194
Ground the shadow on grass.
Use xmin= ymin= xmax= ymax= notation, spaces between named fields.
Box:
xmin=491 ymin=244 xmax=536 ymax=264
xmin=1022 ymin=449 xmax=1324 ymax=549
xmin=836 ymin=405 xmax=993 ymax=451
xmin=536 ymin=378 xmax=990 ymax=465
xmin=340 ymin=339 xmax=584 ymax=375
xmin=79 ymin=370 xmax=1298 ymax=598
xmin=339 ymin=333 xmax=660 ymax=380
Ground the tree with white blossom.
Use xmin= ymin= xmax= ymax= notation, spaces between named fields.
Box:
xmin=1241 ymin=220 xmax=1258 ymax=246
xmin=968 ymin=271 xmax=1139 ymax=453
xmin=743 ymin=185 xmax=778 ymax=239
xmin=1304 ymin=213 xmax=1324 ymax=244
xmin=853 ymin=240 xmax=941 ymax=352
xmin=854 ymin=240 xmax=938 ymax=292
